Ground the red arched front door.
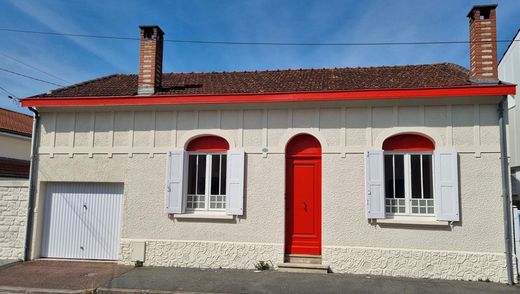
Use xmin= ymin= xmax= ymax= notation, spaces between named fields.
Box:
xmin=285 ymin=134 xmax=322 ymax=255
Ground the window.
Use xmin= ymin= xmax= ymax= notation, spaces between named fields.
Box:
xmin=365 ymin=134 xmax=459 ymax=221
xmin=383 ymin=134 xmax=435 ymax=216
xmin=384 ymin=153 xmax=434 ymax=215
xmin=165 ymin=135 xmax=245 ymax=216
xmin=185 ymin=136 xmax=229 ymax=212
xmin=186 ymin=153 xmax=227 ymax=210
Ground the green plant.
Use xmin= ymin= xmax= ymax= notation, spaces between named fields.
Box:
xmin=254 ymin=260 xmax=270 ymax=271
xmin=134 ymin=260 xmax=144 ymax=267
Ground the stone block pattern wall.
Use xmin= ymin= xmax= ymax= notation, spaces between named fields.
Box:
xmin=0 ymin=181 xmax=29 ymax=259
xmin=323 ymin=246 xmax=509 ymax=283
xmin=120 ymin=239 xmax=284 ymax=269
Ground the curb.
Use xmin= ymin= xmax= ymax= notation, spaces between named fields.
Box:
xmin=0 ymin=286 xmax=91 ymax=294
xmin=0 ymin=260 xmax=20 ymax=271
xmin=97 ymin=288 xmax=226 ymax=294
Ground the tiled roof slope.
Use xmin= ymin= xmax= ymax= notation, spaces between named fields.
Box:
xmin=0 ymin=108 xmax=32 ymax=137
xmin=34 ymin=63 xmax=472 ymax=98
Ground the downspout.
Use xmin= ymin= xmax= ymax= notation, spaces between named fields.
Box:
xmin=24 ymin=107 xmax=39 ymax=261
xmin=498 ymin=98 xmax=515 ymax=285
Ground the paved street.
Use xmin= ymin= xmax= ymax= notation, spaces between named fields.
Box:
xmin=102 ymin=267 xmax=519 ymax=294
xmin=0 ymin=261 xmax=518 ymax=294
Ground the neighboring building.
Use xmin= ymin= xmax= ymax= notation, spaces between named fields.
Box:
xmin=0 ymin=108 xmax=32 ymax=179
xmin=20 ymin=5 xmax=517 ymax=283
xmin=499 ymin=29 xmax=520 ymax=202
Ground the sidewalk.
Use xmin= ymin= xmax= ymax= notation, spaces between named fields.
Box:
xmin=101 ymin=267 xmax=519 ymax=294
xmin=0 ymin=260 xmax=132 ymax=292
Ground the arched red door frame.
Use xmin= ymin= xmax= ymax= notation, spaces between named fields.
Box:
xmin=285 ymin=134 xmax=322 ymax=255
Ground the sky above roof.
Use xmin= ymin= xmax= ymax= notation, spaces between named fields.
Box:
xmin=1 ymin=0 xmax=519 ymax=114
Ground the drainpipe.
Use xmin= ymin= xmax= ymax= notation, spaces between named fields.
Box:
xmin=24 ymin=107 xmax=39 ymax=262
xmin=498 ymin=98 xmax=514 ymax=285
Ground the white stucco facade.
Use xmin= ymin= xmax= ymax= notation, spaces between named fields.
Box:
xmin=0 ymin=133 xmax=31 ymax=161
xmin=29 ymin=96 xmax=512 ymax=282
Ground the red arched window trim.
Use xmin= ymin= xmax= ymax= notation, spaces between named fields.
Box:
xmin=382 ymin=134 xmax=434 ymax=152
xmin=186 ymin=136 xmax=229 ymax=152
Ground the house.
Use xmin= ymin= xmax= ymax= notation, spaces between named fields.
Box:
xmin=20 ymin=4 xmax=517 ymax=283
xmin=499 ymin=29 xmax=520 ymax=203
xmin=0 ymin=108 xmax=32 ymax=179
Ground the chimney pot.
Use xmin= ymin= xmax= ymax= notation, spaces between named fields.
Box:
xmin=467 ymin=4 xmax=498 ymax=82
xmin=138 ymin=25 xmax=164 ymax=95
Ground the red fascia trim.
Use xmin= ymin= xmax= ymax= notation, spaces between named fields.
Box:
xmin=21 ymin=84 xmax=516 ymax=107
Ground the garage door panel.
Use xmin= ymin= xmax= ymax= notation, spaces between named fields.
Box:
xmin=42 ymin=183 xmax=123 ymax=260
xmin=82 ymin=185 xmax=123 ymax=259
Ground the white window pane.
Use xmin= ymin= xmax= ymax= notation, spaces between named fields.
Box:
xmin=411 ymin=155 xmax=421 ymax=198
xmin=210 ymin=155 xmax=220 ymax=195
xmin=384 ymin=155 xmax=394 ymax=198
xmin=196 ymin=155 xmax=206 ymax=195
xmin=187 ymin=155 xmax=197 ymax=195
xmin=422 ymin=155 xmax=433 ymax=199
xmin=394 ymin=155 xmax=405 ymax=198
xmin=221 ymin=155 xmax=227 ymax=195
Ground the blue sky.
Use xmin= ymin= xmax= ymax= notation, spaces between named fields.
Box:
xmin=1 ymin=0 xmax=519 ymax=114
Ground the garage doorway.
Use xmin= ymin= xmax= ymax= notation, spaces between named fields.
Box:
xmin=41 ymin=183 xmax=123 ymax=260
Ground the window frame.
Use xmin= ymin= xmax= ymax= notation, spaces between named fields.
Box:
xmin=384 ymin=151 xmax=435 ymax=217
xmin=185 ymin=151 xmax=227 ymax=212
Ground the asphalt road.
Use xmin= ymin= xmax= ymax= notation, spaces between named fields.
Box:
xmin=103 ymin=267 xmax=520 ymax=294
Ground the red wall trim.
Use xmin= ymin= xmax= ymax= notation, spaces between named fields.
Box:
xmin=383 ymin=134 xmax=435 ymax=151
xmin=21 ymin=84 xmax=515 ymax=108
xmin=186 ymin=136 xmax=229 ymax=152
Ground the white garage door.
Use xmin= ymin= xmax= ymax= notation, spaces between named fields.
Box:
xmin=41 ymin=183 xmax=123 ymax=260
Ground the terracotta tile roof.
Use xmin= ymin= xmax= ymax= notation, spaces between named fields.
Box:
xmin=0 ymin=108 xmax=32 ymax=137
xmin=33 ymin=63 xmax=473 ymax=98
xmin=0 ymin=157 xmax=30 ymax=179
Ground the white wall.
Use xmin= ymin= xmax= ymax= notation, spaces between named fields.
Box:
xmin=0 ymin=133 xmax=31 ymax=161
xmin=30 ymin=96 xmax=509 ymax=282
xmin=36 ymin=98 xmax=501 ymax=156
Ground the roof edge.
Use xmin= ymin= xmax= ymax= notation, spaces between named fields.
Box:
xmin=21 ymin=84 xmax=516 ymax=108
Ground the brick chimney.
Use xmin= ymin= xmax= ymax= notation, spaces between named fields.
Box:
xmin=138 ymin=25 xmax=164 ymax=95
xmin=467 ymin=4 xmax=498 ymax=81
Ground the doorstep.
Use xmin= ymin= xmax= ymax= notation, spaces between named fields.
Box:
xmin=278 ymin=254 xmax=330 ymax=274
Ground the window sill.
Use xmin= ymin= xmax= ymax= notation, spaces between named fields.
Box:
xmin=376 ymin=219 xmax=450 ymax=226
xmin=171 ymin=213 xmax=234 ymax=220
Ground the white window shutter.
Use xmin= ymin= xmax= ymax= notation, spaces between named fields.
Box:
xmin=434 ymin=149 xmax=460 ymax=221
xmin=226 ymin=149 xmax=245 ymax=215
xmin=165 ymin=150 xmax=186 ymax=214
xmin=365 ymin=150 xmax=385 ymax=219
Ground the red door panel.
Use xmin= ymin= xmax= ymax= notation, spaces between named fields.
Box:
xmin=285 ymin=159 xmax=321 ymax=255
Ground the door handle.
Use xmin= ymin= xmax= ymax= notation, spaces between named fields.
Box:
xmin=302 ymin=201 xmax=307 ymax=212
